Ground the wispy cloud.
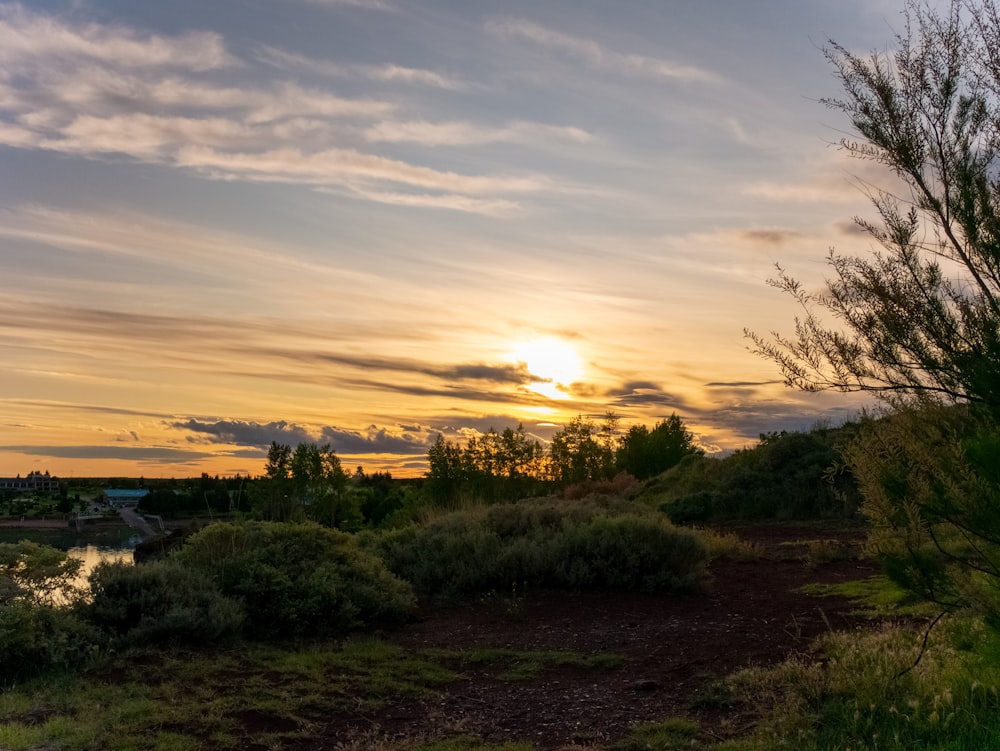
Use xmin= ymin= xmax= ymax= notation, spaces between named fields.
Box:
xmin=364 ymin=119 xmax=593 ymax=146
xmin=0 ymin=4 xmax=557 ymax=215
xmin=0 ymin=4 xmax=235 ymax=70
xmin=485 ymin=18 xmax=722 ymax=84
xmin=256 ymin=46 xmax=462 ymax=89
xmin=174 ymin=145 xmax=551 ymax=195
xmin=298 ymin=0 xmax=396 ymax=10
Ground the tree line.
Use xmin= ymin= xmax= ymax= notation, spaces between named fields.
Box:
xmin=424 ymin=413 xmax=701 ymax=506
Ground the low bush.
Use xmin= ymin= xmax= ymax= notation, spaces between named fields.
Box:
xmin=362 ymin=499 xmax=708 ymax=599
xmin=175 ymin=521 xmax=416 ymax=639
xmin=642 ymin=427 xmax=860 ymax=522
xmin=83 ymin=559 xmax=243 ymax=647
xmin=0 ymin=603 xmax=98 ymax=686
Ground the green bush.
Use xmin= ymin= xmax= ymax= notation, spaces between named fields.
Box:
xmin=175 ymin=521 xmax=416 ymax=639
xmin=0 ymin=603 xmax=98 ymax=686
xmin=552 ymin=514 xmax=707 ymax=592
xmin=643 ymin=427 xmax=860 ymax=522
xmin=363 ymin=499 xmax=708 ymax=599
xmin=83 ymin=559 xmax=243 ymax=647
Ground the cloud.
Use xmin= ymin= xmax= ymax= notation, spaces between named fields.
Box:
xmin=429 ymin=362 xmax=538 ymax=384
xmin=0 ymin=4 xmax=235 ymax=70
xmin=705 ymin=380 xmax=783 ymax=388
xmin=606 ymin=381 xmax=688 ymax=408
xmin=0 ymin=444 xmax=215 ymax=462
xmin=335 ymin=187 xmax=520 ymax=215
xmin=0 ymin=399 xmax=177 ymax=419
xmin=173 ymin=419 xmax=316 ymax=448
xmin=738 ymin=229 xmax=804 ymax=246
xmin=486 ymin=18 xmax=722 ymax=84
xmin=171 ymin=418 xmax=434 ymax=456
xmin=256 ymin=46 xmax=462 ymax=89
xmin=363 ymin=119 xmax=593 ymax=146
xmin=175 ymin=145 xmax=551 ymax=195
xmin=298 ymin=0 xmax=396 ymax=10
xmin=320 ymin=425 xmax=432 ymax=455
xmin=0 ymin=6 xmax=553 ymax=215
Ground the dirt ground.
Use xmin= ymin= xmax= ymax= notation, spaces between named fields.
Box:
xmin=313 ymin=522 xmax=883 ymax=750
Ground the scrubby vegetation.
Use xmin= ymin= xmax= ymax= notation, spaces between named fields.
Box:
xmin=361 ymin=498 xmax=708 ymax=599
xmin=641 ymin=426 xmax=860 ymax=523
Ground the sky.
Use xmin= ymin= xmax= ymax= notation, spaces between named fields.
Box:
xmin=0 ymin=0 xmax=907 ymax=478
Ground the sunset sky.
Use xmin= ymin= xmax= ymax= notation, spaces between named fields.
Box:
xmin=1 ymin=0 xmax=901 ymax=478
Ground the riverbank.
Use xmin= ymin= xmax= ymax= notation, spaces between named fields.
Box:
xmin=0 ymin=518 xmax=71 ymax=528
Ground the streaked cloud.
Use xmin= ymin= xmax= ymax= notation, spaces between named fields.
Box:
xmin=0 ymin=4 xmax=235 ymax=70
xmin=486 ymin=18 xmax=722 ymax=84
xmin=299 ymin=0 xmax=396 ymax=10
xmin=364 ymin=119 xmax=593 ymax=146
xmin=256 ymin=46 xmax=462 ymax=89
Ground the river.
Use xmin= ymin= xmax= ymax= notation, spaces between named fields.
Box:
xmin=0 ymin=525 xmax=140 ymax=588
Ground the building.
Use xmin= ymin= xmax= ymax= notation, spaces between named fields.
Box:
xmin=103 ymin=489 xmax=150 ymax=508
xmin=0 ymin=470 xmax=60 ymax=494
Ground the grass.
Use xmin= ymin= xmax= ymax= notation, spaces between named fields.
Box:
xmin=798 ymin=574 xmax=933 ymax=617
xmin=721 ymin=616 xmax=1000 ymax=751
xmin=613 ymin=717 xmax=701 ymax=750
xmin=0 ymin=638 xmax=624 ymax=750
xmin=0 ymin=637 xmax=457 ymax=750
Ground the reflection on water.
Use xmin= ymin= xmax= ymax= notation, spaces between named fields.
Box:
xmin=68 ymin=545 xmax=134 ymax=589
xmin=0 ymin=527 xmax=140 ymax=595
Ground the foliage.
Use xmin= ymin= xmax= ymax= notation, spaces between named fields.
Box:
xmin=845 ymin=403 xmax=1000 ymax=624
xmin=424 ymin=425 xmax=548 ymax=506
xmin=548 ymin=414 xmax=617 ymax=485
xmin=725 ymin=617 xmax=1000 ymax=750
xmin=83 ymin=559 xmax=244 ymax=647
xmin=615 ymin=414 xmax=702 ymax=480
xmin=0 ymin=540 xmax=83 ymax=607
xmin=0 ymin=603 xmax=98 ymax=687
xmin=0 ymin=637 xmax=457 ymax=750
xmin=0 ymin=543 xmax=102 ymax=685
xmin=175 ymin=521 xmax=415 ymax=639
xmin=562 ymin=470 xmax=641 ymax=501
xmin=422 ymin=414 xmax=701 ymax=507
xmin=644 ymin=427 xmax=859 ymax=522
xmin=361 ymin=498 xmax=708 ymax=599
xmin=254 ymin=442 xmax=359 ymax=529
xmin=747 ymin=0 xmax=1000 ymax=412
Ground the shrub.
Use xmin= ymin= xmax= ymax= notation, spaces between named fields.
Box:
xmin=175 ymin=521 xmax=415 ymax=639
xmin=83 ymin=559 xmax=243 ymax=647
xmin=0 ymin=604 xmax=98 ymax=686
xmin=552 ymin=514 xmax=707 ymax=592
xmin=643 ymin=427 xmax=860 ymax=522
xmin=363 ymin=499 xmax=708 ymax=599
xmin=562 ymin=471 xmax=641 ymax=501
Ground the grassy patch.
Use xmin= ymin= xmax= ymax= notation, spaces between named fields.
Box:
xmin=613 ymin=717 xmax=701 ymax=750
xmin=0 ymin=637 xmax=457 ymax=750
xmin=722 ymin=617 xmax=1000 ymax=750
xmin=799 ymin=574 xmax=931 ymax=617
xmin=425 ymin=646 xmax=624 ymax=682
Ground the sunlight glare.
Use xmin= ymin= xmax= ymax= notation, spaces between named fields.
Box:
xmin=509 ymin=337 xmax=584 ymax=399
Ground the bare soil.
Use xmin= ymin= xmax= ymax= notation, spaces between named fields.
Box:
xmin=310 ymin=522 xmax=885 ymax=750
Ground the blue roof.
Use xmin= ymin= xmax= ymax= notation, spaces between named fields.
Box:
xmin=104 ymin=489 xmax=150 ymax=498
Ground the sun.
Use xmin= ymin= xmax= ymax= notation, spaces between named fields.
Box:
xmin=509 ymin=337 xmax=584 ymax=399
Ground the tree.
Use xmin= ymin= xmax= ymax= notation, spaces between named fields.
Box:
xmin=616 ymin=414 xmax=701 ymax=480
xmin=748 ymin=0 xmax=1000 ymax=622
xmin=548 ymin=415 xmax=615 ymax=485
xmin=747 ymin=0 xmax=1000 ymax=412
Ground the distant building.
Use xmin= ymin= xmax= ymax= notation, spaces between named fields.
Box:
xmin=0 ymin=470 xmax=60 ymax=494
xmin=103 ymin=489 xmax=150 ymax=508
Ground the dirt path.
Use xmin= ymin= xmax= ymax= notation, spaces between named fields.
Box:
xmin=316 ymin=522 xmax=882 ymax=749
